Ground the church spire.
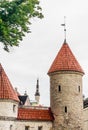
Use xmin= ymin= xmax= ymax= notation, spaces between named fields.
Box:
xmin=35 ymin=79 xmax=40 ymax=104
xmin=35 ymin=79 xmax=40 ymax=96
xmin=61 ymin=16 xmax=67 ymax=43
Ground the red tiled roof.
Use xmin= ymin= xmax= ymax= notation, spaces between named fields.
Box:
xmin=17 ymin=107 xmax=54 ymax=121
xmin=0 ymin=64 xmax=19 ymax=102
xmin=48 ymin=43 xmax=84 ymax=74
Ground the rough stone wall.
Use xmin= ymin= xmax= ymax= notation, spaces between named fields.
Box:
xmin=49 ymin=71 xmax=83 ymax=130
xmin=83 ymin=107 xmax=88 ymax=130
xmin=0 ymin=120 xmax=15 ymax=130
xmin=0 ymin=100 xmax=18 ymax=118
xmin=15 ymin=120 xmax=52 ymax=130
xmin=0 ymin=120 xmax=52 ymax=130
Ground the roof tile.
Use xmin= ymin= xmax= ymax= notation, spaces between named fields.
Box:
xmin=17 ymin=107 xmax=54 ymax=121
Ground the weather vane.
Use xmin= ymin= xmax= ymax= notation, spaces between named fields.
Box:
xmin=61 ymin=16 xmax=66 ymax=43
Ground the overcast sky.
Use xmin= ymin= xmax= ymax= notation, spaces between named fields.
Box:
xmin=0 ymin=0 xmax=88 ymax=106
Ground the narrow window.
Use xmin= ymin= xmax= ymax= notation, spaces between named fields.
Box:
xmin=58 ymin=85 xmax=61 ymax=92
xmin=78 ymin=86 xmax=80 ymax=92
xmin=13 ymin=105 xmax=16 ymax=112
xmin=65 ymin=106 xmax=67 ymax=113
xmin=38 ymin=126 xmax=43 ymax=130
xmin=25 ymin=126 xmax=30 ymax=130
xmin=10 ymin=125 xmax=12 ymax=130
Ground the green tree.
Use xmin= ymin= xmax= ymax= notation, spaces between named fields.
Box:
xmin=0 ymin=0 xmax=43 ymax=51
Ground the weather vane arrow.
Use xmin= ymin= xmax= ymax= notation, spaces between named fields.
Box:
xmin=61 ymin=16 xmax=66 ymax=43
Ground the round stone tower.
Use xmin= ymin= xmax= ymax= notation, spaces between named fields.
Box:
xmin=0 ymin=64 xmax=19 ymax=118
xmin=48 ymin=42 xmax=84 ymax=130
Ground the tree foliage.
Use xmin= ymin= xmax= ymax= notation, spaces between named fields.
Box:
xmin=0 ymin=0 xmax=43 ymax=51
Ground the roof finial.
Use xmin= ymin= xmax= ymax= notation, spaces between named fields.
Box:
xmin=61 ymin=16 xmax=66 ymax=43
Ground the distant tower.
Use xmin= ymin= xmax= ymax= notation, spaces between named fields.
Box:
xmin=48 ymin=42 xmax=84 ymax=130
xmin=35 ymin=79 xmax=40 ymax=104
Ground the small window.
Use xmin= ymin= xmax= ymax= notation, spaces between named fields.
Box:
xmin=65 ymin=106 xmax=67 ymax=113
xmin=78 ymin=86 xmax=80 ymax=92
xmin=58 ymin=85 xmax=61 ymax=92
xmin=38 ymin=126 xmax=42 ymax=130
xmin=25 ymin=126 xmax=30 ymax=130
xmin=13 ymin=105 xmax=16 ymax=112
xmin=10 ymin=125 xmax=12 ymax=130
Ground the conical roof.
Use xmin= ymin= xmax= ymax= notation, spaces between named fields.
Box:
xmin=48 ymin=43 xmax=84 ymax=74
xmin=0 ymin=64 xmax=19 ymax=102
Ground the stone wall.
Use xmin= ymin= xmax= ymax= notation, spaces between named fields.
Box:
xmin=0 ymin=100 xmax=18 ymax=118
xmin=0 ymin=120 xmax=15 ymax=130
xmin=15 ymin=120 xmax=52 ymax=130
xmin=49 ymin=71 xmax=83 ymax=130
xmin=83 ymin=107 xmax=88 ymax=130
xmin=0 ymin=119 xmax=52 ymax=130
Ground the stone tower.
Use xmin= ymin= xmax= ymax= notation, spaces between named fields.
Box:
xmin=0 ymin=64 xmax=19 ymax=118
xmin=35 ymin=79 xmax=40 ymax=104
xmin=48 ymin=42 xmax=84 ymax=130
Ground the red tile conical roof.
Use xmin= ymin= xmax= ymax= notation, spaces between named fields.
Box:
xmin=0 ymin=64 xmax=19 ymax=102
xmin=48 ymin=43 xmax=84 ymax=74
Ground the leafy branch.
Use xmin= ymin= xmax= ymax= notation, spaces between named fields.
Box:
xmin=0 ymin=0 xmax=43 ymax=51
